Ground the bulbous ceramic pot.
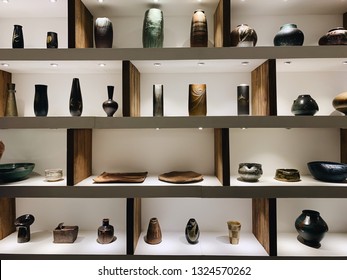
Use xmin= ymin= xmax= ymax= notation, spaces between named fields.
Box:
xmin=97 ymin=218 xmax=116 ymax=244
xmin=238 ymin=163 xmax=263 ymax=182
xmin=295 ymin=209 xmax=328 ymax=248
xmin=102 ymin=86 xmax=118 ymax=117
xmin=332 ymin=92 xmax=347 ymax=115
xmin=274 ymin=23 xmax=304 ymax=46
xmin=185 ymin=218 xmax=200 ymax=244
xmin=230 ymin=24 xmax=257 ymax=47
xmin=319 ymin=27 xmax=347 ymax=45
xmin=291 ymin=94 xmax=319 ymax=116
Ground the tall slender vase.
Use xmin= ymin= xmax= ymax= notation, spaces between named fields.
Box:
xmin=34 ymin=84 xmax=48 ymax=116
xmin=12 ymin=25 xmax=24 ymax=48
xmin=94 ymin=17 xmax=113 ymax=48
xmin=5 ymin=83 xmax=18 ymax=116
xmin=189 ymin=84 xmax=207 ymax=116
xmin=190 ymin=10 xmax=208 ymax=47
xmin=102 ymin=86 xmax=118 ymax=117
xmin=97 ymin=218 xmax=116 ymax=244
xmin=142 ymin=8 xmax=164 ymax=48
xmin=153 ymin=84 xmax=164 ymax=116
xmin=69 ymin=78 xmax=83 ymax=116
xmin=237 ymin=84 xmax=249 ymax=115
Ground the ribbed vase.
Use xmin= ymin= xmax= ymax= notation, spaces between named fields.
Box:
xmin=190 ymin=10 xmax=208 ymax=47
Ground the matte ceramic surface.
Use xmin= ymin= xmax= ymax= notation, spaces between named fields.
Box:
xmin=142 ymin=8 xmax=164 ymax=48
xmin=190 ymin=9 xmax=208 ymax=47
xmin=5 ymin=83 xmax=18 ymax=117
xmin=94 ymin=17 xmax=113 ymax=48
xmin=34 ymin=84 xmax=48 ymax=116
xmin=14 ymin=214 xmax=35 ymax=243
xmin=46 ymin=32 xmax=58 ymax=48
xmin=145 ymin=217 xmax=162 ymax=245
xmin=97 ymin=218 xmax=116 ymax=244
xmin=319 ymin=27 xmax=347 ymax=45
xmin=230 ymin=24 xmax=257 ymax=47
xmin=238 ymin=163 xmax=263 ymax=182
xmin=275 ymin=168 xmax=301 ymax=182
xmin=0 ymin=163 xmax=35 ymax=182
xmin=274 ymin=23 xmax=304 ymax=46
xmin=53 ymin=223 xmax=79 ymax=243
xmin=307 ymin=161 xmax=347 ymax=183
xmin=291 ymin=94 xmax=319 ymax=116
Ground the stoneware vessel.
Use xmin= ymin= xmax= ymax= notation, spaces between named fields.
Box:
xmin=145 ymin=217 xmax=162 ymax=245
xmin=97 ymin=218 xmax=116 ymax=244
xmin=295 ymin=209 xmax=328 ymax=248
xmin=5 ymin=83 xmax=18 ymax=116
xmin=153 ymin=84 xmax=164 ymax=116
xmin=14 ymin=214 xmax=35 ymax=243
xmin=94 ymin=17 xmax=113 ymax=48
xmin=189 ymin=84 xmax=207 ymax=116
xmin=307 ymin=161 xmax=347 ymax=183
xmin=34 ymin=84 xmax=48 ymax=116
xmin=227 ymin=220 xmax=241 ymax=245
xmin=275 ymin=168 xmax=301 ymax=182
xmin=230 ymin=24 xmax=257 ymax=47
xmin=291 ymin=94 xmax=319 ymax=116
xmin=237 ymin=84 xmax=249 ymax=115
xmin=12 ymin=24 xmax=24 ymax=48
xmin=238 ymin=163 xmax=263 ymax=182
xmin=69 ymin=78 xmax=83 ymax=116
xmin=274 ymin=23 xmax=304 ymax=46
xmin=319 ymin=27 xmax=347 ymax=45
xmin=47 ymin=31 xmax=58 ymax=48
xmin=190 ymin=9 xmax=208 ymax=47
xmin=185 ymin=218 xmax=200 ymax=244
xmin=332 ymin=91 xmax=347 ymax=115
xmin=102 ymin=86 xmax=118 ymax=117
xmin=142 ymin=8 xmax=164 ymax=48
xmin=53 ymin=223 xmax=79 ymax=243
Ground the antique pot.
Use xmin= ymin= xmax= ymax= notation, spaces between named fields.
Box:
xmin=332 ymin=92 xmax=347 ymax=115
xmin=230 ymin=24 xmax=257 ymax=47
xmin=185 ymin=218 xmax=200 ymax=244
xmin=238 ymin=163 xmax=263 ymax=182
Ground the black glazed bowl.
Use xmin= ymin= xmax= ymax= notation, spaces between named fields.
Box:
xmin=307 ymin=161 xmax=347 ymax=183
xmin=14 ymin=214 xmax=35 ymax=227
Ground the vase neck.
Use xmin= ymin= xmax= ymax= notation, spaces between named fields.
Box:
xmin=281 ymin=23 xmax=297 ymax=29
xmin=102 ymin=219 xmax=110 ymax=226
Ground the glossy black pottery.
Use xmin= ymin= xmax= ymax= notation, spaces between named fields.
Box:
xmin=291 ymin=94 xmax=319 ymax=116
xmin=14 ymin=214 xmax=35 ymax=243
xmin=12 ymin=25 xmax=24 ymax=48
xmin=274 ymin=23 xmax=304 ymax=46
xmin=185 ymin=218 xmax=200 ymax=244
xmin=97 ymin=218 xmax=116 ymax=244
xmin=34 ymin=84 xmax=48 ymax=116
xmin=69 ymin=78 xmax=83 ymax=116
xmin=102 ymin=86 xmax=118 ymax=117
xmin=47 ymin=32 xmax=58 ymax=48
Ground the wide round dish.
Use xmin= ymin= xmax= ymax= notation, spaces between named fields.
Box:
xmin=0 ymin=163 xmax=35 ymax=182
xmin=307 ymin=161 xmax=347 ymax=183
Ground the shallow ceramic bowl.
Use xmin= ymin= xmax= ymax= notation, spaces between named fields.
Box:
xmin=307 ymin=161 xmax=347 ymax=183
xmin=0 ymin=163 xmax=35 ymax=182
xmin=45 ymin=168 xmax=63 ymax=182
xmin=275 ymin=168 xmax=300 ymax=182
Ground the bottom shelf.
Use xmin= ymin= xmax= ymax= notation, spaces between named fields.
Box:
xmin=277 ymin=233 xmax=347 ymax=256
xmin=134 ymin=231 xmax=268 ymax=256
xmin=0 ymin=230 xmax=126 ymax=255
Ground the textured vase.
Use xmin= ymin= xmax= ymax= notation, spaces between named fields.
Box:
xmin=237 ymin=84 xmax=249 ymax=115
xmin=14 ymin=214 xmax=35 ymax=243
xmin=227 ymin=221 xmax=241 ymax=245
xmin=291 ymin=94 xmax=319 ymax=116
xmin=12 ymin=24 xmax=24 ymax=48
xmin=295 ymin=209 xmax=328 ymax=248
xmin=185 ymin=218 xmax=200 ymax=244
xmin=145 ymin=217 xmax=162 ymax=245
xmin=319 ymin=27 xmax=347 ymax=45
xmin=153 ymin=84 xmax=164 ymax=116
xmin=274 ymin=24 xmax=304 ymax=46
xmin=190 ymin=9 xmax=208 ymax=47
xmin=97 ymin=218 xmax=116 ymax=244
xmin=238 ymin=163 xmax=263 ymax=182
xmin=5 ymin=83 xmax=18 ymax=116
xmin=95 ymin=17 xmax=113 ymax=48
xmin=332 ymin=91 xmax=347 ymax=115
xmin=47 ymin=31 xmax=58 ymax=48
xmin=69 ymin=78 xmax=83 ymax=116
xmin=142 ymin=8 xmax=164 ymax=48
xmin=34 ymin=84 xmax=48 ymax=116
xmin=189 ymin=84 xmax=207 ymax=116
xmin=230 ymin=24 xmax=257 ymax=47
xmin=102 ymin=86 xmax=118 ymax=117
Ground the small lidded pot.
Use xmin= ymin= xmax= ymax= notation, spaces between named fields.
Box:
xmin=45 ymin=168 xmax=63 ymax=182
xmin=238 ymin=163 xmax=263 ymax=182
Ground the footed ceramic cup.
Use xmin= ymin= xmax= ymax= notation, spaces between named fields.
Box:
xmin=227 ymin=221 xmax=241 ymax=245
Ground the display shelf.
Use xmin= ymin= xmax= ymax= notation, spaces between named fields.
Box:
xmin=135 ymin=231 xmax=268 ymax=256
xmin=277 ymin=233 xmax=347 ymax=257
xmin=0 ymin=172 xmax=66 ymax=187
xmin=0 ymin=230 xmax=126 ymax=256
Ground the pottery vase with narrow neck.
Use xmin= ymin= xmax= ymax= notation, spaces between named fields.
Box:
xmin=102 ymin=86 xmax=118 ymax=117
xmin=145 ymin=217 xmax=162 ymax=245
xmin=274 ymin=23 xmax=304 ymax=46
xmin=69 ymin=78 xmax=83 ymax=116
xmin=34 ymin=84 xmax=48 ymax=116
xmin=190 ymin=9 xmax=208 ymax=47
xmin=95 ymin=17 xmax=113 ymax=48
xmin=97 ymin=218 xmax=116 ymax=244
xmin=12 ymin=25 xmax=24 ymax=48
xmin=189 ymin=84 xmax=207 ymax=116
xmin=5 ymin=83 xmax=18 ymax=116
xmin=185 ymin=218 xmax=200 ymax=244
xmin=142 ymin=8 xmax=164 ymax=48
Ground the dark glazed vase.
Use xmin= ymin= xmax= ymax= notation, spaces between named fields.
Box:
xmin=230 ymin=24 xmax=257 ymax=47
xmin=145 ymin=217 xmax=162 ymax=245
xmin=47 ymin=32 xmax=58 ymax=48
xmin=332 ymin=91 xmax=347 ymax=115
xmin=142 ymin=8 xmax=164 ymax=48
xmin=190 ymin=9 xmax=208 ymax=47
xmin=153 ymin=84 xmax=164 ymax=116
xmin=189 ymin=84 xmax=207 ymax=116
xmin=12 ymin=25 xmax=24 ymax=48
xmin=69 ymin=78 xmax=83 ymax=116
xmin=295 ymin=210 xmax=328 ymax=248
xmin=185 ymin=218 xmax=200 ymax=244
xmin=319 ymin=27 xmax=347 ymax=45
xmin=97 ymin=218 xmax=116 ymax=244
xmin=14 ymin=214 xmax=35 ymax=243
xmin=274 ymin=24 xmax=304 ymax=46
xmin=95 ymin=17 xmax=113 ymax=48
xmin=237 ymin=84 xmax=249 ymax=115
xmin=5 ymin=83 xmax=18 ymax=116
xmin=102 ymin=86 xmax=118 ymax=117
xmin=291 ymin=94 xmax=319 ymax=116
xmin=34 ymin=84 xmax=48 ymax=116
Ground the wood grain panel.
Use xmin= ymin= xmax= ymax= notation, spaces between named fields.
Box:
xmin=344 ymin=12 xmax=347 ymax=29
xmin=252 ymin=198 xmax=277 ymax=256
xmin=340 ymin=129 xmax=347 ymax=163
xmin=251 ymin=59 xmax=277 ymax=116
xmin=122 ymin=61 xmax=141 ymax=117
xmin=68 ymin=0 xmax=94 ymax=48
xmin=67 ymin=129 xmax=92 ymax=186
xmin=0 ymin=70 xmax=12 ymax=117
xmin=214 ymin=128 xmax=230 ymax=186
xmin=126 ymin=198 xmax=141 ymax=254
xmin=0 ymin=198 xmax=16 ymax=240
xmin=214 ymin=0 xmax=231 ymax=47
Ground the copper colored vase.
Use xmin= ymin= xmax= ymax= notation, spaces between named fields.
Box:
xmin=189 ymin=84 xmax=207 ymax=116
xmin=145 ymin=217 xmax=162 ymax=245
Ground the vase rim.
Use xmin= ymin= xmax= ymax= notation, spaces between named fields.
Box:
xmin=194 ymin=9 xmax=205 ymax=13
xmin=281 ymin=23 xmax=298 ymax=28
xmin=328 ymin=27 xmax=345 ymax=31
xmin=302 ymin=209 xmax=320 ymax=215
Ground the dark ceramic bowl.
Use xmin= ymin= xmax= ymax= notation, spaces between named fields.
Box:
xmin=275 ymin=168 xmax=300 ymax=182
xmin=238 ymin=163 xmax=263 ymax=182
xmin=0 ymin=163 xmax=35 ymax=182
xmin=307 ymin=161 xmax=347 ymax=183
xmin=14 ymin=214 xmax=35 ymax=227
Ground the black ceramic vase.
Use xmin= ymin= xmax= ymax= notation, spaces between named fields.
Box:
xmin=145 ymin=217 xmax=162 ymax=245
xmin=14 ymin=214 xmax=35 ymax=243
xmin=97 ymin=218 xmax=116 ymax=244
xmin=274 ymin=24 xmax=304 ymax=46
xmin=190 ymin=9 xmax=208 ymax=47
xmin=295 ymin=210 xmax=328 ymax=248
xmin=47 ymin=32 xmax=58 ymax=48
xmin=230 ymin=24 xmax=257 ymax=47
xmin=69 ymin=78 xmax=83 ymax=116
xmin=12 ymin=24 xmax=24 ymax=48
xmin=34 ymin=84 xmax=48 ymax=116
xmin=185 ymin=218 xmax=200 ymax=244
xmin=142 ymin=8 xmax=164 ymax=48
xmin=237 ymin=84 xmax=249 ymax=115
xmin=189 ymin=84 xmax=207 ymax=116
xmin=95 ymin=17 xmax=113 ymax=48
xmin=153 ymin=84 xmax=164 ymax=116
xmin=291 ymin=94 xmax=319 ymax=116
xmin=102 ymin=86 xmax=118 ymax=117
xmin=319 ymin=27 xmax=347 ymax=45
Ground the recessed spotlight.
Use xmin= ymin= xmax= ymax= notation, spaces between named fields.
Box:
xmin=241 ymin=61 xmax=249 ymax=66
xmin=50 ymin=0 xmax=57 ymax=3
xmin=2 ymin=0 xmax=9 ymax=3
xmin=1 ymin=63 xmax=9 ymax=67
xmin=97 ymin=0 xmax=104 ymax=3
xmin=198 ymin=62 xmax=205 ymax=66
xmin=198 ymin=127 xmax=203 ymax=130
xmin=154 ymin=63 xmax=162 ymax=67
xmin=284 ymin=61 xmax=292 ymax=65
xmin=50 ymin=63 xmax=58 ymax=67
xmin=343 ymin=61 xmax=347 ymax=65
xmin=156 ymin=128 xmax=160 ymax=130
xmin=98 ymin=63 xmax=106 ymax=67
xmin=153 ymin=0 xmax=159 ymax=3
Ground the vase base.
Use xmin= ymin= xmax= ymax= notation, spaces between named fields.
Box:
xmin=297 ymin=235 xmax=321 ymax=249
xmin=96 ymin=235 xmax=117 ymax=244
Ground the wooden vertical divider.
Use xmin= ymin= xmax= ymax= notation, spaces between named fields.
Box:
xmin=214 ymin=0 xmax=231 ymax=47
xmin=0 ymin=198 xmax=16 ymax=240
xmin=67 ymin=129 xmax=92 ymax=186
xmin=343 ymin=12 xmax=347 ymax=29
xmin=0 ymin=70 xmax=12 ymax=117
xmin=122 ymin=61 xmax=141 ymax=117
xmin=340 ymin=129 xmax=347 ymax=164
xmin=126 ymin=198 xmax=141 ymax=255
xmin=214 ymin=128 xmax=230 ymax=186
xmin=68 ymin=0 xmax=94 ymax=48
